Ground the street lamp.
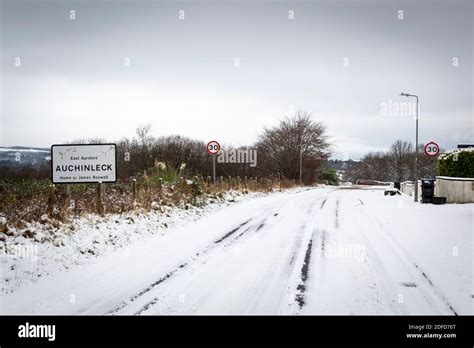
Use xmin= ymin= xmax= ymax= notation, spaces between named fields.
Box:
xmin=399 ymin=92 xmax=419 ymax=202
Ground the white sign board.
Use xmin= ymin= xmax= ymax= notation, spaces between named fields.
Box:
xmin=51 ymin=144 xmax=117 ymax=184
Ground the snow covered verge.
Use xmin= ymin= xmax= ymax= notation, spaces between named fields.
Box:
xmin=338 ymin=188 xmax=473 ymax=314
xmin=0 ymin=189 xmax=269 ymax=295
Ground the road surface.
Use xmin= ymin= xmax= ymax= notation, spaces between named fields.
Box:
xmin=1 ymin=186 xmax=471 ymax=315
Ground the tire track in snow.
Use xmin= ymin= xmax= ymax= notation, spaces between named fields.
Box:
xmin=284 ymin=198 xmax=323 ymax=311
xmin=288 ymin=199 xmax=321 ymax=267
xmin=288 ymin=196 xmax=330 ymax=310
xmin=305 ymin=199 xmax=319 ymax=215
xmin=129 ymin=192 xmax=326 ymax=315
xmin=109 ymin=210 xmax=281 ymax=315
xmin=106 ymin=218 xmax=256 ymax=314
xmin=353 ymin=198 xmax=458 ymax=314
xmin=214 ymin=219 xmax=252 ymax=244
xmin=135 ymin=297 xmax=159 ymax=315
xmin=297 ymin=193 xmax=393 ymax=315
xmin=135 ymin=208 xmax=292 ymax=315
xmin=413 ymin=262 xmax=457 ymax=314
xmin=371 ymin=218 xmax=458 ymax=315
xmin=335 ymin=199 xmax=340 ymax=229
xmin=349 ymin=221 xmax=406 ymax=314
xmin=223 ymin=225 xmax=253 ymax=246
xmin=106 ymin=262 xmax=188 ymax=315
xmin=320 ymin=230 xmax=327 ymax=254
xmin=320 ymin=198 xmax=327 ymax=209
xmin=295 ymin=232 xmax=315 ymax=308
xmin=319 ymin=195 xmax=399 ymax=314
xmin=288 ymin=225 xmax=307 ymax=267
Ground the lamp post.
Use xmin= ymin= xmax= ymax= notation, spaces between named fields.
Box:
xmin=399 ymin=92 xmax=419 ymax=202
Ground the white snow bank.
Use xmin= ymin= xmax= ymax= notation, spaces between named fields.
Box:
xmin=0 ymin=189 xmax=263 ymax=295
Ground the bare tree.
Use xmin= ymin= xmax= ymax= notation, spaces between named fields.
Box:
xmin=256 ymin=110 xmax=330 ymax=183
xmin=389 ymin=139 xmax=413 ymax=181
xmin=344 ymin=139 xmax=438 ymax=183
xmin=135 ymin=124 xmax=153 ymax=170
xmin=344 ymin=152 xmax=391 ymax=183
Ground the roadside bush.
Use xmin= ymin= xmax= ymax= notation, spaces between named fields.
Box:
xmin=319 ymin=168 xmax=339 ymax=186
xmin=141 ymin=161 xmax=182 ymax=187
xmin=438 ymin=148 xmax=474 ymax=178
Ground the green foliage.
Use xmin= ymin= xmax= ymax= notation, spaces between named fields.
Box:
xmin=141 ymin=162 xmax=182 ymax=187
xmin=319 ymin=168 xmax=339 ymax=186
xmin=438 ymin=149 xmax=474 ymax=178
xmin=155 ymin=165 xmax=181 ymax=183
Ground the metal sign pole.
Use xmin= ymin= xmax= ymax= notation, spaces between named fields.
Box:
xmin=213 ymin=155 xmax=216 ymax=184
xmin=414 ymin=96 xmax=419 ymax=202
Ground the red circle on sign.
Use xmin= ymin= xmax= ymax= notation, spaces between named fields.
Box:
xmin=424 ymin=141 xmax=440 ymax=157
xmin=207 ymin=141 xmax=220 ymax=155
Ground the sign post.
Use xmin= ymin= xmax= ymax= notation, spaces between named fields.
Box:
xmin=213 ymin=156 xmax=216 ymax=184
xmin=207 ymin=141 xmax=220 ymax=184
xmin=51 ymin=144 xmax=117 ymax=184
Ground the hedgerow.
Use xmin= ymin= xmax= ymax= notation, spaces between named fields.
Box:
xmin=438 ymin=148 xmax=474 ymax=178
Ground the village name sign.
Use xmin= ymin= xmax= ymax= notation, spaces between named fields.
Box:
xmin=51 ymin=144 xmax=117 ymax=184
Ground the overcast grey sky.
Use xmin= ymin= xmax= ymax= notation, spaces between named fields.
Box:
xmin=1 ymin=0 xmax=472 ymax=159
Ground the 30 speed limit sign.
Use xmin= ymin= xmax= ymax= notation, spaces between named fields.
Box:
xmin=424 ymin=141 xmax=440 ymax=157
xmin=207 ymin=141 xmax=220 ymax=155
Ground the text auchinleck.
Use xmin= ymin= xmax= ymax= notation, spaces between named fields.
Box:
xmin=55 ymin=164 xmax=113 ymax=172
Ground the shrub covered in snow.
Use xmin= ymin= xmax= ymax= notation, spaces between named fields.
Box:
xmin=438 ymin=148 xmax=474 ymax=178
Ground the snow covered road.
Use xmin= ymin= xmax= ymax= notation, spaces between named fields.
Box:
xmin=1 ymin=186 xmax=472 ymax=315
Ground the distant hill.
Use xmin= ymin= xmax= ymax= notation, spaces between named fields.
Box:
xmin=0 ymin=146 xmax=50 ymax=168
xmin=324 ymin=159 xmax=358 ymax=171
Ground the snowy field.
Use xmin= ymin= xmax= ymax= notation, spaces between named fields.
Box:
xmin=0 ymin=186 xmax=472 ymax=315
